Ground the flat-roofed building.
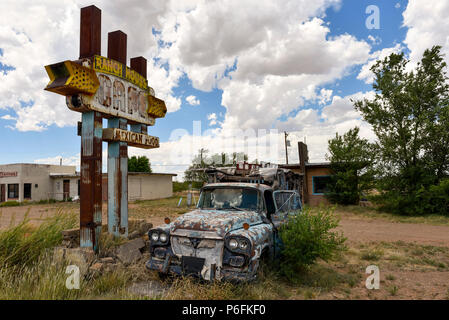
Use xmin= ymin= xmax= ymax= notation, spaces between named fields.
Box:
xmin=0 ymin=163 xmax=76 ymax=202
xmin=0 ymin=163 xmax=176 ymax=203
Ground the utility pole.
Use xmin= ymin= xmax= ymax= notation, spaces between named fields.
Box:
xmin=284 ymin=131 xmax=289 ymax=164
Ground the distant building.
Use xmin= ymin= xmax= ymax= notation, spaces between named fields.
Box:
xmin=279 ymin=142 xmax=332 ymax=206
xmin=0 ymin=163 xmax=176 ymax=203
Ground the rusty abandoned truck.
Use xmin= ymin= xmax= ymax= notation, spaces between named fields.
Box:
xmin=146 ymin=166 xmax=303 ymax=281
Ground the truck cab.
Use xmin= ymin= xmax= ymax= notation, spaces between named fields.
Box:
xmin=146 ymin=182 xmax=302 ymax=281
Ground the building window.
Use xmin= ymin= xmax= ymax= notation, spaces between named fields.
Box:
xmin=24 ymin=183 xmax=32 ymax=199
xmin=8 ymin=184 xmax=19 ymax=199
xmin=312 ymin=176 xmax=332 ymax=195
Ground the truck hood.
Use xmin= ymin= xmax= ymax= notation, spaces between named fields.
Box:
xmin=171 ymin=209 xmax=262 ymax=238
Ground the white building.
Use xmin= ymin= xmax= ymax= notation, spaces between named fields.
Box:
xmin=0 ymin=163 xmax=176 ymax=203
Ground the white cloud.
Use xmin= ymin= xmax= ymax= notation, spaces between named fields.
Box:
xmin=0 ymin=0 xmax=176 ymax=130
xmin=0 ymin=0 xmax=373 ymax=134
xmin=367 ymin=35 xmax=381 ymax=45
xmin=10 ymin=0 xmax=383 ymax=177
xmin=403 ymin=0 xmax=449 ymax=68
xmin=185 ymin=95 xmax=200 ymax=106
xmin=154 ymin=0 xmax=371 ymax=131
xmin=357 ymin=44 xmax=402 ymax=84
xmin=207 ymin=113 xmax=217 ymax=126
xmin=34 ymin=154 xmax=80 ymax=168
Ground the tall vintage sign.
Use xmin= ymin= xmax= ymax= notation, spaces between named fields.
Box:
xmin=44 ymin=5 xmax=166 ymax=251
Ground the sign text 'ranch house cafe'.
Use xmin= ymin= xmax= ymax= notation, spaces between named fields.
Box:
xmin=42 ymin=5 xmax=167 ymax=250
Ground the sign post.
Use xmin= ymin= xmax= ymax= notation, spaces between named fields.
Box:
xmin=44 ymin=5 xmax=167 ymax=251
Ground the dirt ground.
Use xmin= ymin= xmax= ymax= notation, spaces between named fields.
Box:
xmin=1 ymin=200 xmax=449 ymax=300
xmin=339 ymin=218 xmax=449 ymax=248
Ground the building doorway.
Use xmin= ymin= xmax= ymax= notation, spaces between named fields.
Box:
xmin=0 ymin=184 xmax=5 ymax=202
xmin=63 ymin=180 xmax=70 ymax=201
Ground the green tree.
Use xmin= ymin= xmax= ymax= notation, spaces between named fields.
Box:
xmin=354 ymin=46 xmax=449 ymax=214
xmin=325 ymin=127 xmax=376 ymax=205
xmin=128 ymin=155 xmax=152 ymax=173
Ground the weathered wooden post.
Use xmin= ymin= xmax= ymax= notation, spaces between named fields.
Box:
xmin=107 ymin=30 xmax=129 ymax=237
xmin=43 ymin=5 xmax=167 ymax=251
xmin=78 ymin=5 xmax=103 ymax=251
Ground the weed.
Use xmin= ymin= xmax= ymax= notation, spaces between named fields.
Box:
xmin=388 ymin=285 xmax=399 ymax=296
xmin=385 ymin=274 xmax=396 ymax=281
xmin=360 ymin=249 xmax=384 ymax=261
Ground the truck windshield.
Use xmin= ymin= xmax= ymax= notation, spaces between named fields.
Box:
xmin=198 ymin=188 xmax=260 ymax=211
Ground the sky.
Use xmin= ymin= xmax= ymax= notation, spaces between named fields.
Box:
xmin=0 ymin=0 xmax=448 ymax=180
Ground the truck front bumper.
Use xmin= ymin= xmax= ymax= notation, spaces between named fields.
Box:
xmin=146 ymin=256 xmax=255 ymax=282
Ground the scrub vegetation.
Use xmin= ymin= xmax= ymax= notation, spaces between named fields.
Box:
xmin=278 ymin=206 xmax=347 ymax=277
xmin=1 ymin=199 xmax=449 ymax=299
xmin=0 ymin=211 xmax=145 ymax=299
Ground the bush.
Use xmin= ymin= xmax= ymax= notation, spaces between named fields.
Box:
xmin=173 ymin=181 xmax=190 ymax=192
xmin=173 ymin=181 xmax=204 ymax=193
xmin=374 ymin=178 xmax=449 ymax=216
xmin=278 ymin=206 xmax=346 ymax=279
xmin=417 ymin=179 xmax=449 ymax=216
xmin=37 ymin=199 xmax=57 ymax=204
xmin=0 ymin=201 xmax=21 ymax=207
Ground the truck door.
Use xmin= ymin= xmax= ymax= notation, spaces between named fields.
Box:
xmin=273 ymin=190 xmax=302 ymax=227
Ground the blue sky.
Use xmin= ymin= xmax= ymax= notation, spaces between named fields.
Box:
xmin=0 ymin=0 xmax=447 ymax=178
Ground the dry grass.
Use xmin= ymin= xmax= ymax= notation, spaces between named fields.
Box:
xmin=0 ymin=211 xmax=144 ymax=300
xmin=129 ymin=194 xmax=193 ymax=220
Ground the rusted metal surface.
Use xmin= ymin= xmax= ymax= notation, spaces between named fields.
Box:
xmin=107 ymin=118 xmax=128 ymax=237
xmin=130 ymin=56 xmax=147 ymax=79
xmin=79 ymin=5 xmax=101 ymax=59
xmin=107 ymin=31 xmax=127 ymax=66
xmin=102 ymin=127 xmax=159 ymax=149
xmin=80 ymin=111 xmax=103 ymax=251
xmin=44 ymin=60 xmax=99 ymax=95
xmin=146 ymin=183 xmax=302 ymax=281
xmin=147 ymin=95 xmax=167 ymax=118
xmin=130 ymin=123 xmax=147 ymax=134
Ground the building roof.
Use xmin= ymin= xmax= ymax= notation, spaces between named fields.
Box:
xmin=0 ymin=163 xmax=75 ymax=168
xmin=50 ymin=172 xmax=177 ymax=178
xmin=305 ymin=162 xmax=331 ymax=168
xmin=49 ymin=173 xmax=79 ymax=178
xmin=128 ymin=172 xmax=177 ymax=176
xmin=279 ymin=162 xmax=330 ymax=169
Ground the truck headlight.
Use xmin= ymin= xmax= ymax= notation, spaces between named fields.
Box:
xmin=159 ymin=233 xmax=168 ymax=243
xmin=226 ymin=237 xmax=251 ymax=254
xmin=239 ymin=239 xmax=249 ymax=250
xmin=229 ymin=239 xmax=239 ymax=249
xmin=151 ymin=232 xmax=159 ymax=242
